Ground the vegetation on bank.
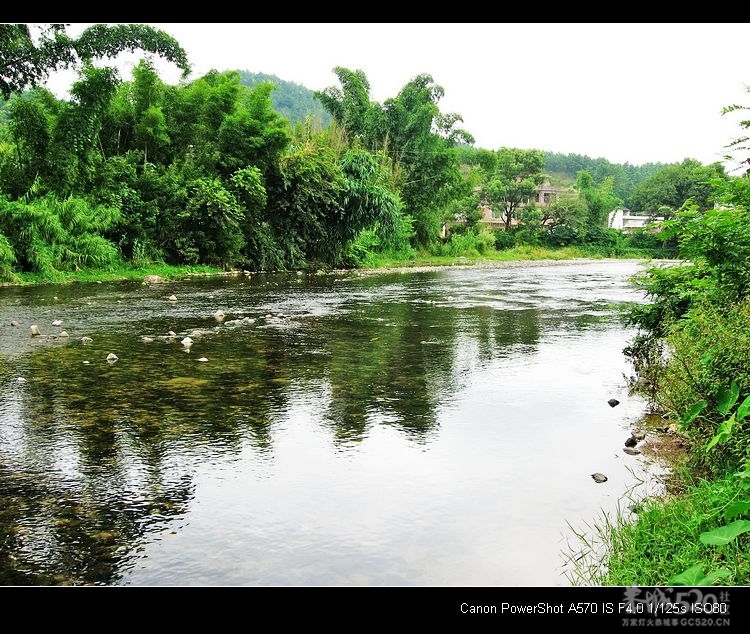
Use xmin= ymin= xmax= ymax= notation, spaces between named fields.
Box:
xmin=570 ymin=172 xmax=750 ymax=587
xmin=4 ymin=245 xmax=658 ymax=287
xmin=0 ymin=24 xmax=729 ymax=285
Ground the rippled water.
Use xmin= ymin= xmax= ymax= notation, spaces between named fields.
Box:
xmin=0 ymin=260 xmax=664 ymax=586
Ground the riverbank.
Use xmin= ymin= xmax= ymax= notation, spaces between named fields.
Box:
xmin=1 ymin=247 xmax=672 ymax=287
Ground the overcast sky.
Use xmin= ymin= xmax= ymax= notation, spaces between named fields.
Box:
xmin=47 ymin=23 xmax=750 ymax=169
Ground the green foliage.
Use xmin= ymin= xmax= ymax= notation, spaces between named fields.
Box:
xmin=667 ymin=563 xmax=732 ymax=586
xmin=628 ymin=159 xmax=727 ymax=216
xmin=218 ymin=82 xmax=291 ymax=177
xmin=541 ymin=196 xmax=588 ymax=246
xmin=0 ymin=23 xmax=189 ymax=100
xmin=441 ymin=226 xmax=496 ymax=257
xmin=478 ymin=147 xmax=545 ymax=230
xmin=131 ymin=59 xmax=169 ymax=164
xmin=657 ymin=302 xmax=750 ymax=465
xmin=594 ymin=473 xmax=750 ymax=585
xmin=577 ymin=171 xmax=622 ymax=232
xmin=0 ymin=192 xmax=120 ymax=278
xmin=624 ymin=227 xmax=675 ymax=255
xmin=267 ymin=138 xmax=347 ymax=268
xmin=700 ymin=520 xmax=750 ymax=546
xmin=174 ymin=176 xmax=246 ymax=266
xmin=166 ymin=70 xmax=243 ymax=172
xmin=5 ymin=89 xmax=54 ymax=194
xmin=493 ymin=228 xmax=516 ymax=250
xmin=316 ymin=69 xmax=471 ymax=247
xmin=0 ymin=231 xmax=17 ymax=281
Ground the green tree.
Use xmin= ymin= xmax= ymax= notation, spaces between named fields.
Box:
xmin=316 ymin=68 xmax=473 ymax=246
xmin=47 ymin=62 xmax=120 ymax=195
xmin=382 ymin=74 xmax=473 ymax=244
xmin=326 ymin=149 xmax=402 ymax=265
xmin=165 ymin=69 xmax=242 ymax=174
xmin=0 ymin=23 xmax=189 ymax=100
xmin=265 ymin=138 xmax=347 ymax=269
xmin=314 ymin=67 xmax=380 ymax=145
xmin=542 ymin=194 xmax=589 ymax=246
xmin=576 ymin=170 xmax=622 ymax=232
xmin=4 ymin=88 xmax=55 ymax=196
xmin=131 ymin=59 xmax=169 ymax=165
xmin=217 ymin=82 xmax=291 ymax=178
xmin=628 ymin=159 xmax=728 ymax=217
xmin=479 ymin=147 xmax=545 ymax=230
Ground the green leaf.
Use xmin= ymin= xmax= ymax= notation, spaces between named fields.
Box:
xmin=681 ymin=400 xmax=708 ymax=427
xmin=716 ymin=381 xmax=740 ymax=416
xmin=706 ymin=415 xmax=735 ymax=452
xmin=668 ymin=563 xmax=732 ymax=586
xmin=699 ymin=519 xmax=750 ymax=546
xmin=736 ymin=394 xmax=750 ymax=422
xmin=725 ymin=502 xmax=750 ymax=521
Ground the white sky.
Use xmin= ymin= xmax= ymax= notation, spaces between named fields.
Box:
xmin=44 ymin=23 xmax=750 ymax=169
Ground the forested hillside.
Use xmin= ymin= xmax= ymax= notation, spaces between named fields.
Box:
xmin=543 ymin=151 xmax=666 ymax=202
xmin=237 ymin=71 xmax=331 ymax=128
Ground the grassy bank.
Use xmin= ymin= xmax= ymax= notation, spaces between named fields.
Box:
xmin=6 ymin=263 xmax=225 ymax=286
xmin=2 ymin=246 xmax=670 ymax=287
xmin=354 ymin=244 xmax=669 ymax=270
xmin=599 ymin=470 xmax=750 ymax=585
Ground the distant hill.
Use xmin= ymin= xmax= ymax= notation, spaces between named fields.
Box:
xmin=543 ymin=151 xmax=668 ymax=202
xmin=237 ymin=71 xmax=331 ymax=128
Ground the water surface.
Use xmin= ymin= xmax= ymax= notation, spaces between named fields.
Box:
xmin=0 ymin=260 xmax=661 ymax=586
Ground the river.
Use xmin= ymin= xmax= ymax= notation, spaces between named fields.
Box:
xmin=0 ymin=259 xmax=665 ymax=586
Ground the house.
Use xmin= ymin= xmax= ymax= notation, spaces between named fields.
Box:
xmin=607 ymin=208 xmax=664 ymax=232
xmin=476 ymin=181 xmax=562 ymax=229
xmin=441 ymin=181 xmax=565 ymax=238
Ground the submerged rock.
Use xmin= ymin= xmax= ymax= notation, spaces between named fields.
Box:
xmin=30 ymin=325 xmax=41 ymax=337
xmin=591 ymin=473 xmax=608 ymax=483
xmin=106 ymin=353 xmax=118 ymax=363
xmin=623 ymin=447 xmax=641 ymax=456
xmin=140 ymin=336 xmax=154 ymax=344
xmin=10 ymin=320 xmax=19 ymax=326
xmin=181 ymin=337 xmax=193 ymax=347
xmin=58 ymin=331 xmax=69 ymax=338
xmin=168 ymin=295 xmax=177 ymax=301
xmin=79 ymin=336 xmax=93 ymax=344
xmin=52 ymin=319 xmax=62 ymax=326
xmin=196 ymin=357 xmax=208 ymax=362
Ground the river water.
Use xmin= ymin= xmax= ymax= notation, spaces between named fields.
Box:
xmin=0 ymin=259 xmax=664 ymax=586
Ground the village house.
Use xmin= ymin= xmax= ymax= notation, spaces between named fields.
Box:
xmin=477 ymin=181 xmax=562 ymax=229
xmin=442 ymin=181 xmax=563 ymax=238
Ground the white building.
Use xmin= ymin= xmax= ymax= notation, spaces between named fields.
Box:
xmin=607 ymin=208 xmax=664 ymax=232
